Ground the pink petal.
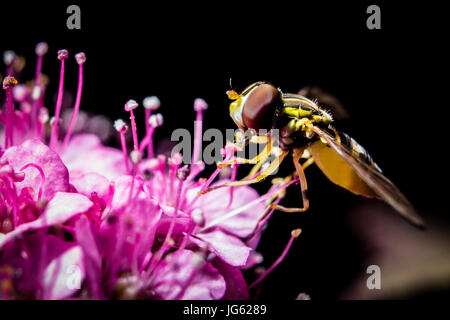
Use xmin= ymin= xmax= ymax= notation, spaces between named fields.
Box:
xmin=212 ymin=258 xmax=249 ymax=300
xmin=241 ymin=251 xmax=264 ymax=270
xmin=155 ymin=204 xmax=190 ymax=239
xmin=0 ymin=192 xmax=93 ymax=249
xmin=99 ymin=197 xmax=161 ymax=286
xmin=121 ymin=198 xmax=162 ymax=262
xmin=42 ymin=246 xmax=85 ymax=300
xmin=192 ymin=229 xmax=252 ymax=267
xmin=0 ymin=233 xmax=75 ymax=298
xmin=111 ymin=175 xmax=148 ymax=210
xmin=61 ymin=134 xmax=126 ymax=180
xmin=1 ymin=138 xmax=69 ymax=200
xmin=152 ymin=249 xmax=225 ymax=300
xmin=198 ymin=180 xmax=266 ymax=238
xmin=75 ymin=216 xmax=103 ymax=298
xmin=70 ymin=171 xmax=111 ymax=202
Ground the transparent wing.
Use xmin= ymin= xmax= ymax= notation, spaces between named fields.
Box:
xmin=310 ymin=125 xmax=425 ymax=228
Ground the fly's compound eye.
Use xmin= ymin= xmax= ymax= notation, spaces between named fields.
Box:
xmin=242 ymin=83 xmax=280 ymax=131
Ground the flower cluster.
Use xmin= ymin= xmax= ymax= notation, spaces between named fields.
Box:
xmin=0 ymin=43 xmax=301 ymax=299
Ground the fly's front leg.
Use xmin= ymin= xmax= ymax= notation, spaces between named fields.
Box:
xmin=232 ymin=129 xmax=270 ymax=150
xmin=218 ymin=135 xmax=272 ymax=168
xmin=199 ymin=148 xmax=289 ymax=195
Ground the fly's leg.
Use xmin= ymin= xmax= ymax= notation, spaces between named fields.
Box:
xmin=270 ymin=148 xmax=310 ymax=213
xmin=199 ymin=148 xmax=289 ymax=195
xmin=231 ymin=130 xmax=271 ymax=152
xmin=301 ymin=156 xmax=315 ymax=171
xmin=218 ymin=136 xmax=272 ymax=168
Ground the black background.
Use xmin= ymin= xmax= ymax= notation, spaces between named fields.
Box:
xmin=1 ymin=1 xmax=448 ymax=300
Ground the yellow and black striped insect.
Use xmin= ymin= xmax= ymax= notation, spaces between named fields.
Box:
xmin=203 ymin=81 xmax=424 ymax=228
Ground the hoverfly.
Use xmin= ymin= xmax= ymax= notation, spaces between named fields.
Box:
xmin=201 ymin=81 xmax=424 ymax=228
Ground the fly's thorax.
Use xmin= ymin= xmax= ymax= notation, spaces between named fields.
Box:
xmin=277 ymin=104 xmax=333 ymax=149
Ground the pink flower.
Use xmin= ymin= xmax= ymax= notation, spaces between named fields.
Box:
xmin=0 ymin=43 xmax=301 ymax=300
xmin=1 ymin=139 xmax=70 ymax=201
xmin=0 ymin=191 xmax=92 ymax=299
xmin=0 ymin=233 xmax=85 ymax=299
xmin=0 ymin=139 xmax=71 ymax=233
xmin=61 ymin=134 xmax=126 ymax=180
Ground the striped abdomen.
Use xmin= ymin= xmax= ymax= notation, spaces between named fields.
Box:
xmin=336 ymin=131 xmax=382 ymax=173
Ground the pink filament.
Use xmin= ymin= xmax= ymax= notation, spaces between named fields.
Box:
xmin=203 ymin=178 xmax=298 ymax=230
xmin=173 ymin=252 xmax=205 ymax=299
xmin=34 ymin=55 xmax=43 ymax=87
xmin=62 ymin=62 xmax=84 ymax=149
xmin=5 ymin=65 xmax=13 ymax=76
xmin=145 ymin=108 xmax=152 ymax=157
xmin=186 ymin=166 xmax=221 ymax=210
xmin=247 ymin=198 xmax=281 ymax=244
xmin=129 ymin=109 xmax=139 ymax=151
xmin=138 ymin=127 xmax=155 ymax=156
xmin=248 ymin=233 xmax=296 ymax=290
xmin=50 ymin=58 xmax=66 ymax=149
xmin=4 ymin=86 xmax=15 ymax=148
xmin=139 ymin=251 xmax=153 ymax=274
xmin=200 ymin=167 xmax=221 ymax=193
xmin=30 ymin=54 xmax=44 ymax=129
xmin=146 ymin=179 xmax=183 ymax=276
xmin=192 ymin=111 xmax=203 ymax=164
xmin=20 ymin=163 xmax=46 ymax=201
xmin=0 ymin=176 xmax=19 ymax=228
xmin=119 ymin=130 xmax=130 ymax=173
xmin=226 ymin=164 xmax=239 ymax=209
xmin=157 ymin=156 xmax=167 ymax=203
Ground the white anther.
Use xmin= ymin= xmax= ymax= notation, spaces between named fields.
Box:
xmin=3 ymin=50 xmax=16 ymax=65
xmin=143 ymin=96 xmax=160 ymax=111
xmin=124 ymin=99 xmax=139 ymax=111
xmin=35 ymin=42 xmax=49 ymax=56
xmin=191 ymin=208 xmax=205 ymax=227
xmin=114 ymin=119 xmax=128 ymax=132
xmin=12 ymin=84 xmax=30 ymax=102
xmin=168 ymin=153 xmax=183 ymax=166
xmin=130 ymin=150 xmax=141 ymax=164
xmin=38 ymin=108 xmax=49 ymax=123
xmin=58 ymin=49 xmax=69 ymax=60
xmin=75 ymin=52 xmax=86 ymax=65
xmin=194 ymin=98 xmax=208 ymax=112
xmin=32 ymin=86 xmax=43 ymax=100
xmin=148 ymin=113 xmax=163 ymax=127
xmin=191 ymin=252 xmax=204 ymax=267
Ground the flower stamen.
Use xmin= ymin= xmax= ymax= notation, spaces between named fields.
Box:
xmin=114 ymin=119 xmax=130 ymax=173
xmin=248 ymin=228 xmax=302 ymax=290
xmin=139 ymin=113 xmax=163 ymax=158
xmin=3 ymin=76 xmax=18 ymax=148
xmin=124 ymin=99 xmax=140 ymax=151
xmin=146 ymin=166 xmax=188 ymax=276
xmin=30 ymin=43 xmax=48 ymax=130
xmin=34 ymin=42 xmax=48 ymax=87
xmin=63 ymin=52 xmax=86 ymax=149
xmin=3 ymin=50 xmax=16 ymax=76
xmin=143 ymin=96 xmax=160 ymax=157
xmin=49 ymin=49 xmax=69 ymax=149
xmin=192 ymin=98 xmax=208 ymax=164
